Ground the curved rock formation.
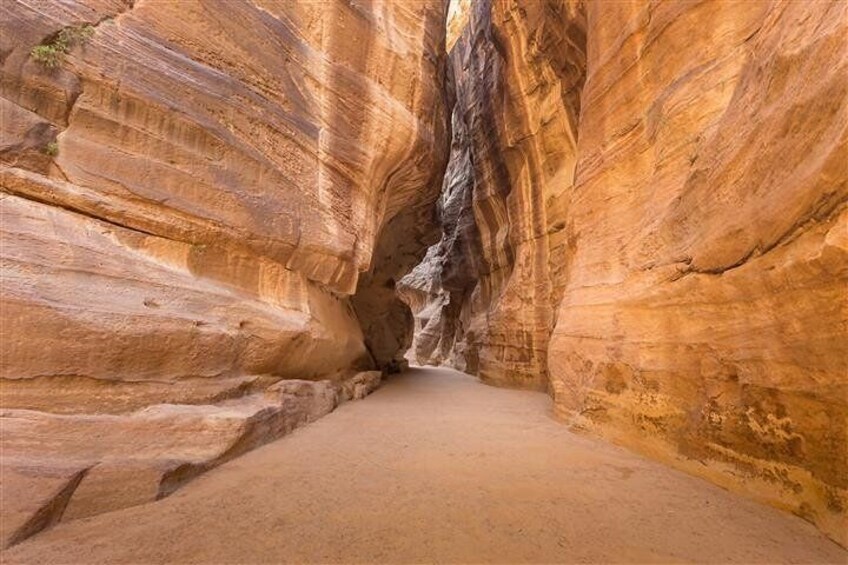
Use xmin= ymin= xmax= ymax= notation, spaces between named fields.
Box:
xmin=549 ymin=0 xmax=848 ymax=544
xmin=404 ymin=0 xmax=847 ymax=545
xmin=2 ymin=0 xmax=448 ymax=394
xmin=400 ymin=0 xmax=587 ymax=390
xmin=397 ymin=74 xmax=482 ymax=370
xmin=1 ymin=0 xmax=845 ymax=550
xmin=1 ymin=0 xmax=448 ymax=541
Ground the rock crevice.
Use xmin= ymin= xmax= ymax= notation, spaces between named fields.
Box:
xmin=1 ymin=0 xmax=845 ymax=550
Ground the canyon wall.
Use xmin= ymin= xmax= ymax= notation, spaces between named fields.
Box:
xmin=400 ymin=0 xmax=586 ymax=390
xmin=0 ymin=0 xmax=448 ymax=543
xmin=549 ymin=0 xmax=848 ymax=545
xmin=404 ymin=0 xmax=847 ymax=544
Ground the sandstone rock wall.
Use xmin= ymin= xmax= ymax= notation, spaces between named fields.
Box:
xmin=549 ymin=0 xmax=848 ymax=544
xmin=400 ymin=0 xmax=586 ymax=390
xmin=1 ymin=0 xmax=448 ymax=541
xmin=397 ymin=64 xmax=482 ymax=370
xmin=0 ymin=370 xmax=382 ymax=549
xmin=404 ymin=0 xmax=847 ymax=544
xmin=1 ymin=0 xmax=448 ymax=404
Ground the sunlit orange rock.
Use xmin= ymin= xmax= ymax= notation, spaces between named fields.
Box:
xmin=549 ymin=0 xmax=848 ymax=544
xmin=0 ymin=0 xmax=448 ymax=544
xmin=405 ymin=0 xmax=847 ymax=544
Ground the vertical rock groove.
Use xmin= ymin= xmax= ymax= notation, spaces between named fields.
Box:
xmin=400 ymin=0 xmax=588 ymax=391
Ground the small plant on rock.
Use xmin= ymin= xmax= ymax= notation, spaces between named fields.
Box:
xmin=30 ymin=44 xmax=64 ymax=68
xmin=30 ymin=24 xmax=95 ymax=69
xmin=44 ymin=141 xmax=59 ymax=157
xmin=57 ymin=24 xmax=95 ymax=46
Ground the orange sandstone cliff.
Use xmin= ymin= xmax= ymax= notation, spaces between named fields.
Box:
xmin=400 ymin=0 xmax=847 ymax=544
xmin=0 ymin=0 xmax=448 ymax=546
xmin=549 ymin=0 xmax=847 ymax=544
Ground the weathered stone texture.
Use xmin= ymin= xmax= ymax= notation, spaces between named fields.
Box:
xmin=401 ymin=0 xmax=587 ymax=390
xmin=548 ymin=0 xmax=848 ymax=544
xmin=1 ymin=0 xmax=447 ymax=394
xmin=0 ymin=370 xmax=382 ymax=547
xmin=1 ymin=0 xmax=447 ymax=545
xmin=406 ymin=0 xmax=847 ymax=544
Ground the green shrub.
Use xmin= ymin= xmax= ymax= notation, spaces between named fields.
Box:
xmin=30 ymin=44 xmax=64 ymax=68
xmin=57 ymin=24 xmax=94 ymax=47
xmin=44 ymin=141 xmax=59 ymax=157
xmin=30 ymin=24 xmax=95 ymax=69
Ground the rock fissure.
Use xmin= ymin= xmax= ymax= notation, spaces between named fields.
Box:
xmin=0 ymin=0 xmax=846 ymax=555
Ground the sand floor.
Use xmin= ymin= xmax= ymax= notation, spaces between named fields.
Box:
xmin=3 ymin=366 xmax=845 ymax=564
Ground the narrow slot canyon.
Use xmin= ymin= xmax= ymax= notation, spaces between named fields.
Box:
xmin=0 ymin=0 xmax=846 ymax=562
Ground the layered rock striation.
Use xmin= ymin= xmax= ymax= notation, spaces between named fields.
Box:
xmin=549 ymin=0 xmax=848 ymax=544
xmin=400 ymin=0 xmax=587 ymax=390
xmin=405 ymin=0 xmax=847 ymax=544
xmin=1 ymin=0 xmax=845 ymax=549
xmin=1 ymin=0 xmax=448 ymax=543
xmin=2 ymin=0 xmax=449 ymax=393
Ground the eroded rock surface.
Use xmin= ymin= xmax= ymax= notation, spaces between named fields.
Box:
xmin=405 ymin=0 xmax=847 ymax=544
xmin=400 ymin=0 xmax=587 ymax=390
xmin=2 ymin=0 xmax=845 ymax=550
xmin=2 ymin=0 xmax=448 ymax=392
xmin=549 ymin=0 xmax=848 ymax=544
xmin=0 ymin=370 xmax=382 ymax=547
xmin=1 ymin=0 xmax=446 ymax=545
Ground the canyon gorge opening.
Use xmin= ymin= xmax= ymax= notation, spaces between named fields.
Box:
xmin=0 ymin=0 xmax=846 ymax=562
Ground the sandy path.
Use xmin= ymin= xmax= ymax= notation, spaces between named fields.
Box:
xmin=3 ymin=367 xmax=845 ymax=564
